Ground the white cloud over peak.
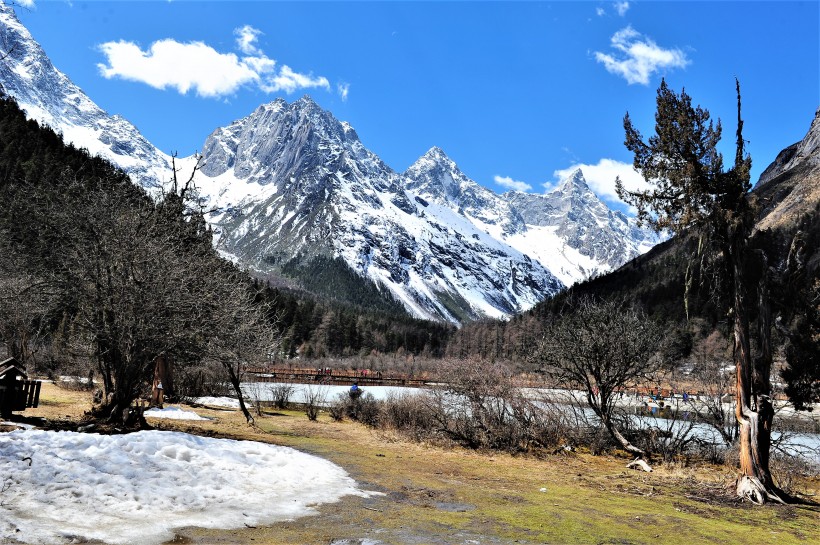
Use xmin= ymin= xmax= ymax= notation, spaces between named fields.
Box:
xmin=97 ymin=26 xmax=331 ymax=98
xmin=494 ymin=175 xmax=532 ymax=192
xmin=594 ymin=26 xmax=690 ymax=85
xmin=97 ymin=39 xmax=259 ymax=97
xmin=552 ymin=158 xmax=650 ymax=208
xmin=234 ymin=24 xmax=263 ymax=55
xmin=337 ymin=82 xmax=350 ymax=101
xmin=596 ymin=7 xmax=606 ymax=17
xmin=260 ymin=65 xmax=329 ymax=94
xmin=614 ymin=1 xmax=630 ymax=16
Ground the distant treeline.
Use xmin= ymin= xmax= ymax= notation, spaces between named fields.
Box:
xmin=255 ymin=279 xmax=455 ymax=359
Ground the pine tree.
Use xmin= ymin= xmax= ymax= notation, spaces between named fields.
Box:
xmin=617 ymin=80 xmax=786 ymax=503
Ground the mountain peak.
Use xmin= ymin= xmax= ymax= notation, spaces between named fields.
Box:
xmin=294 ymin=95 xmax=321 ymax=110
xmin=558 ymin=168 xmax=590 ymax=193
xmin=254 ymin=98 xmax=287 ymax=116
xmin=420 ymin=146 xmax=455 ymax=166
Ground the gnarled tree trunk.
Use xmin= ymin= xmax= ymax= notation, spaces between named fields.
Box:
xmin=730 ymin=242 xmax=784 ymax=504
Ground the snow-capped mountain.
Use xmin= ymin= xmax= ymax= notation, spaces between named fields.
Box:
xmin=404 ymin=147 xmax=526 ymax=238
xmin=0 ymin=4 xmax=656 ymax=323
xmin=404 ymin=150 xmax=657 ymax=286
xmin=503 ymin=169 xmax=658 ymax=285
xmin=0 ymin=3 xmax=171 ymax=189
xmin=193 ymin=96 xmax=563 ymax=323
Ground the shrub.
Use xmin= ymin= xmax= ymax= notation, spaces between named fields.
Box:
xmin=269 ymin=383 xmax=295 ymax=409
xmin=303 ymin=386 xmax=327 ymax=421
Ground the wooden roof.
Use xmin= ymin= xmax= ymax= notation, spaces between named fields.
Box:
xmin=0 ymin=357 xmax=27 ymax=380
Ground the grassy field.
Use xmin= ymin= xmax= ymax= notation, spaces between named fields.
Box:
xmin=11 ymin=382 xmax=820 ymax=545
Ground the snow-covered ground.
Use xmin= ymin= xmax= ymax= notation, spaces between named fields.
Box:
xmin=143 ymin=406 xmax=210 ymax=421
xmin=192 ymin=396 xmax=241 ymax=409
xmin=0 ymin=429 xmax=370 ymax=545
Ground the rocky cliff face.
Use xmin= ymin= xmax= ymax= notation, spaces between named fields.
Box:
xmin=755 ymin=109 xmax=820 ymax=231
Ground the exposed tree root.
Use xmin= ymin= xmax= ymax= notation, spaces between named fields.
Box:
xmin=736 ymin=475 xmax=787 ymax=505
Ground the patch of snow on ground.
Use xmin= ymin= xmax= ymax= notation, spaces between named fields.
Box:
xmin=1 ymin=420 xmax=34 ymax=429
xmin=191 ymin=396 xmax=241 ymax=409
xmin=143 ymin=406 xmax=210 ymax=421
xmin=0 ymin=429 xmax=368 ymax=545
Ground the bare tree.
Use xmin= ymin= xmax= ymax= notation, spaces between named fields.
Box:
xmin=0 ymin=237 xmax=55 ymax=369
xmin=688 ymin=330 xmax=737 ymax=447
xmin=205 ymin=266 xmax=279 ymax=425
xmin=50 ymin=177 xmax=278 ymax=426
xmin=537 ymin=297 xmax=663 ymax=467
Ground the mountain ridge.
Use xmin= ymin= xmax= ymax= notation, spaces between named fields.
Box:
xmin=193 ymin=96 xmax=564 ymax=324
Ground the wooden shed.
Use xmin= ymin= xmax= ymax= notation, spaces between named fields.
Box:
xmin=0 ymin=357 xmax=41 ymax=419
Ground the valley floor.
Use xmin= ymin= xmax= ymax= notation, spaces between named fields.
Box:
xmin=4 ymin=383 xmax=819 ymax=545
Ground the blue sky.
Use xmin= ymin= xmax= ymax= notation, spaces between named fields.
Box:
xmin=16 ymin=1 xmax=820 ymax=211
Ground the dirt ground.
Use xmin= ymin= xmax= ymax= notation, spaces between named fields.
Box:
xmin=5 ymin=382 xmax=820 ymax=545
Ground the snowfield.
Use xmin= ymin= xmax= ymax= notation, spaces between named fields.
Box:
xmin=0 ymin=429 xmax=369 ymax=545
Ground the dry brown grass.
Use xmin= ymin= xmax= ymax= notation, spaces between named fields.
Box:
xmin=6 ymin=382 xmax=820 ymax=545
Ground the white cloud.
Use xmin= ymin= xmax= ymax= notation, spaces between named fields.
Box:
xmin=260 ymin=65 xmax=329 ymax=94
xmin=234 ymin=25 xmax=262 ymax=55
xmin=494 ymin=175 xmax=532 ymax=192
xmin=613 ymin=1 xmax=630 ymax=16
xmin=551 ymin=158 xmax=651 ymax=208
xmin=97 ymin=27 xmax=331 ymax=98
xmin=97 ymin=39 xmax=260 ymax=97
xmin=594 ymin=26 xmax=690 ymax=85
xmin=596 ymin=7 xmax=606 ymax=17
xmin=337 ymin=82 xmax=350 ymax=101
xmin=17 ymin=0 xmax=36 ymax=7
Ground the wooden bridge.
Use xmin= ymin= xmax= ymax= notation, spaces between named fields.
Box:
xmin=245 ymin=367 xmax=434 ymax=388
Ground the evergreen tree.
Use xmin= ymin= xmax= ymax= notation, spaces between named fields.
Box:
xmin=617 ymin=80 xmax=785 ymax=503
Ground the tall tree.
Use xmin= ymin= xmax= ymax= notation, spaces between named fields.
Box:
xmin=617 ymin=80 xmax=785 ymax=503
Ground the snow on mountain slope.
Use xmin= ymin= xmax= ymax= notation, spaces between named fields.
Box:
xmin=405 ymin=151 xmax=658 ymax=286
xmin=504 ymin=169 xmax=658 ymax=285
xmin=0 ymin=3 xmax=172 ymax=189
xmin=193 ymin=97 xmax=563 ymax=323
xmin=404 ymin=147 xmax=526 ymax=238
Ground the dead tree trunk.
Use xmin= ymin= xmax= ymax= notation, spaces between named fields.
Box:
xmin=150 ymin=354 xmax=174 ymax=408
xmin=731 ymin=242 xmax=784 ymax=504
